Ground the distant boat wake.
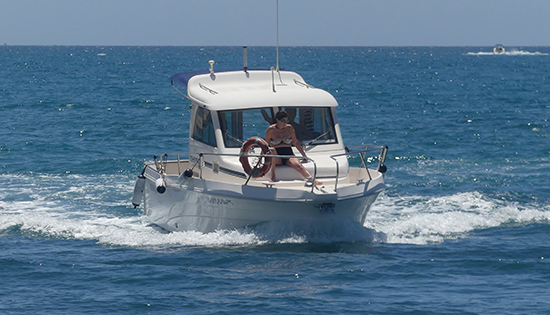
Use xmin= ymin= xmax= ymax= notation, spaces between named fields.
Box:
xmin=467 ymin=50 xmax=549 ymax=56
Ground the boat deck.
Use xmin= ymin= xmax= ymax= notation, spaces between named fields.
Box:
xmin=146 ymin=159 xmax=380 ymax=193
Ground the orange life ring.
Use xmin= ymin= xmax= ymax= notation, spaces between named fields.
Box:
xmin=239 ymin=137 xmax=272 ymax=178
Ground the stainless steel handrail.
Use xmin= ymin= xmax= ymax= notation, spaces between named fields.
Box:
xmin=154 ymin=145 xmax=387 ymax=192
xmin=155 ymin=151 xmax=318 ymax=191
xmin=329 ymin=145 xmax=388 ymax=192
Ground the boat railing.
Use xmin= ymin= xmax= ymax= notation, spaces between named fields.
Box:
xmin=153 ymin=146 xmax=387 ymax=192
xmin=330 ymin=145 xmax=388 ymax=191
xmin=152 ymin=151 xmax=318 ymax=191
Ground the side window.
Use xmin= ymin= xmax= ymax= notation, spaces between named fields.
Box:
xmin=192 ymin=106 xmax=217 ymax=147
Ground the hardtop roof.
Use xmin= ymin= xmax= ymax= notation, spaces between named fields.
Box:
xmin=171 ymin=69 xmax=338 ymax=111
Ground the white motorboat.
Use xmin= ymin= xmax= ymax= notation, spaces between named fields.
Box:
xmin=493 ymin=44 xmax=505 ymax=54
xmin=132 ymin=51 xmax=388 ymax=233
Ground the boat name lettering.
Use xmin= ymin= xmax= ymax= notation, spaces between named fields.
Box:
xmin=205 ymin=197 xmax=233 ymax=205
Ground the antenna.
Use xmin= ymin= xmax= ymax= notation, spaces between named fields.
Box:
xmin=208 ymin=60 xmax=215 ymax=74
xmin=243 ymin=46 xmax=248 ymax=72
xmin=276 ymin=0 xmax=279 ymax=72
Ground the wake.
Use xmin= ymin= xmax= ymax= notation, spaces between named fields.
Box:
xmin=2 ymin=173 xmax=549 ymax=248
xmin=467 ymin=50 xmax=549 ymax=56
xmin=367 ymin=191 xmax=550 ymax=244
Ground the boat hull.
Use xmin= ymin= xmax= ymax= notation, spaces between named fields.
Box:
xmin=142 ymin=173 xmax=384 ymax=233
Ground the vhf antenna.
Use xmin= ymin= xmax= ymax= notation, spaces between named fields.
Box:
xmin=276 ymin=0 xmax=279 ymax=72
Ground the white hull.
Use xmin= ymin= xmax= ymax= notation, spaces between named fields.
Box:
xmin=493 ymin=45 xmax=505 ymax=54
xmin=142 ymin=164 xmax=385 ymax=232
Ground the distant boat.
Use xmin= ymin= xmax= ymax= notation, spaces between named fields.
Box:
xmin=493 ymin=44 xmax=505 ymax=54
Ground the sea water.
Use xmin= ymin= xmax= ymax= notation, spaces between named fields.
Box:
xmin=1 ymin=46 xmax=549 ymax=314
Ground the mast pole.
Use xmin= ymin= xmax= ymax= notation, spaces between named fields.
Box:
xmin=276 ymin=0 xmax=279 ymax=72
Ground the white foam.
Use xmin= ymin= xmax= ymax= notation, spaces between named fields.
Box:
xmin=467 ymin=50 xmax=549 ymax=56
xmin=2 ymin=174 xmax=548 ymax=247
xmin=367 ymin=191 xmax=550 ymax=245
xmin=0 ymin=203 xmax=382 ymax=248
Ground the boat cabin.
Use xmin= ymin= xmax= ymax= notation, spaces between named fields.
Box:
xmin=171 ymin=69 xmax=350 ymax=181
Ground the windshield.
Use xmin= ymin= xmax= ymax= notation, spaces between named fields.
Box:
xmin=219 ymin=107 xmax=337 ymax=148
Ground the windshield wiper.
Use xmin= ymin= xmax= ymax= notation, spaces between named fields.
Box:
xmin=303 ymin=130 xmax=333 ymax=148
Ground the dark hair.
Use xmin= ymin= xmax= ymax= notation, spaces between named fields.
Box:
xmin=275 ymin=110 xmax=288 ymax=121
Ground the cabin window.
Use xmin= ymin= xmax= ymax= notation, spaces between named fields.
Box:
xmin=219 ymin=108 xmax=274 ymax=148
xmin=279 ymin=107 xmax=337 ymax=144
xmin=218 ymin=107 xmax=337 ymax=148
xmin=192 ymin=106 xmax=216 ymax=147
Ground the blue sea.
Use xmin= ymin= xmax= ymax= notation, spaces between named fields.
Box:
xmin=1 ymin=46 xmax=550 ymax=314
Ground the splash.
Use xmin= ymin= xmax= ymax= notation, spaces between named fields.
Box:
xmin=2 ymin=190 xmax=548 ymax=248
xmin=1 ymin=173 xmax=549 ymax=248
xmin=367 ymin=191 xmax=550 ymax=244
xmin=0 ymin=203 xmax=384 ymax=248
xmin=467 ymin=50 xmax=549 ymax=56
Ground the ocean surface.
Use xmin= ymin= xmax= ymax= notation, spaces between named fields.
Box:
xmin=1 ymin=46 xmax=549 ymax=314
